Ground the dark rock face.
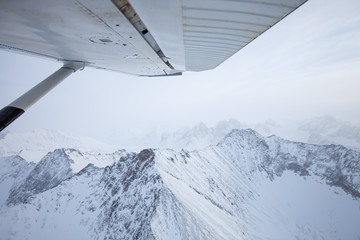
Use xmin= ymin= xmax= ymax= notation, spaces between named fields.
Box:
xmin=6 ymin=149 xmax=73 ymax=205
xmin=94 ymin=150 xmax=162 ymax=240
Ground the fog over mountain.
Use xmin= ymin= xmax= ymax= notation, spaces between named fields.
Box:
xmin=0 ymin=123 xmax=359 ymax=239
xmin=299 ymin=116 xmax=360 ymax=151
xmin=118 ymin=116 xmax=360 ymax=152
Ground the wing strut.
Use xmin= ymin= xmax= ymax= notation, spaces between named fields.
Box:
xmin=0 ymin=61 xmax=85 ymax=132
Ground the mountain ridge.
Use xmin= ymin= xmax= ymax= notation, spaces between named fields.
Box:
xmin=0 ymin=128 xmax=359 ymax=239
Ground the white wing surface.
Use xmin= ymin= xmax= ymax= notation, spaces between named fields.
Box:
xmin=0 ymin=0 xmax=307 ymax=76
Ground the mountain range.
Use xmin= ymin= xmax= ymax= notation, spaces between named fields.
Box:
xmin=0 ymin=126 xmax=359 ymax=239
xmin=128 ymin=116 xmax=360 ymax=152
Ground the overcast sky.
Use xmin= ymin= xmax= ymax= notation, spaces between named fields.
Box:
xmin=0 ymin=0 xmax=359 ymax=144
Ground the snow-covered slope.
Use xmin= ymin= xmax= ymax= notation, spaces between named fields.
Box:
xmin=0 ymin=129 xmax=359 ymax=239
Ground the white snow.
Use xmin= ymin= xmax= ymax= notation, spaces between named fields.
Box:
xmin=253 ymin=171 xmax=360 ymax=239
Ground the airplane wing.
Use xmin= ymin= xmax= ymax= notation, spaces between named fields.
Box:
xmin=0 ymin=0 xmax=307 ymax=131
xmin=0 ymin=0 xmax=307 ymax=76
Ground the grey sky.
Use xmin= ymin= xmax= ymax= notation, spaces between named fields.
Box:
xmin=0 ymin=0 xmax=359 ymax=144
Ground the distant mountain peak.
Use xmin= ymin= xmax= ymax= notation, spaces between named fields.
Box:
xmin=226 ymin=128 xmax=262 ymax=138
xmin=217 ymin=128 xmax=268 ymax=151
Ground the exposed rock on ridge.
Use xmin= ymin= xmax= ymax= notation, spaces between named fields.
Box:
xmin=0 ymin=129 xmax=359 ymax=239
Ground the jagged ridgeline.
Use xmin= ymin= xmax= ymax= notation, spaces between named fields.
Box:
xmin=0 ymin=129 xmax=359 ymax=239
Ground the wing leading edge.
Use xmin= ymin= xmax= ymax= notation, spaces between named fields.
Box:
xmin=0 ymin=0 xmax=307 ymax=76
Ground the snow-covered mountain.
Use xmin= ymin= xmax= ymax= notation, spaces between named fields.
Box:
xmin=2 ymin=116 xmax=357 ymax=155
xmin=135 ymin=117 xmax=359 ymax=152
xmin=298 ymin=116 xmax=360 ymax=151
xmin=156 ymin=119 xmax=247 ymax=151
xmin=0 ymin=129 xmax=359 ymax=239
xmin=0 ymin=129 xmax=118 ymax=163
